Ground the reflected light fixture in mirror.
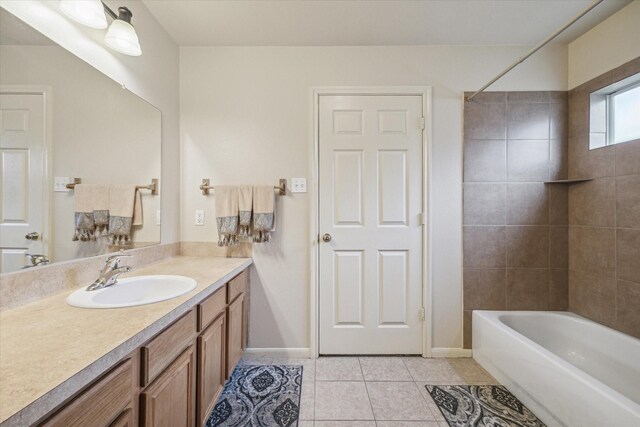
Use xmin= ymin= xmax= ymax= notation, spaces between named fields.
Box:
xmin=59 ymin=0 xmax=142 ymax=56
xmin=60 ymin=0 xmax=107 ymax=29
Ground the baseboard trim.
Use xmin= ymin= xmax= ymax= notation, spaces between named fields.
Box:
xmin=430 ymin=347 xmax=472 ymax=358
xmin=245 ymin=347 xmax=311 ymax=358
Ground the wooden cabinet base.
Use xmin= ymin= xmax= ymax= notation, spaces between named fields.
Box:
xmin=140 ymin=345 xmax=196 ymax=427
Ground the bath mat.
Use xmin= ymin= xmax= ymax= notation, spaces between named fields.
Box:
xmin=426 ymin=385 xmax=546 ymax=427
xmin=206 ymin=365 xmax=303 ymax=427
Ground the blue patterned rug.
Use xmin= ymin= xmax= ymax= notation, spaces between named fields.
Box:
xmin=426 ymin=385 xmax=546 ymax=427
xmin=206 ymin=365 xmax=303 ymax=427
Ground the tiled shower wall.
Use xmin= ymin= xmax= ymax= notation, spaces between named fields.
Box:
xmin=462 ymin=91 xmax=569 ymax=348
xmin=567 ymin=57 xmax=640 ymax=339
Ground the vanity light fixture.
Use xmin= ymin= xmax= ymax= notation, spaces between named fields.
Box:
xmin=60 ymin=0 xmax=108 ymax=29
xmin=59 ymin=0 xmax=142 ymax=56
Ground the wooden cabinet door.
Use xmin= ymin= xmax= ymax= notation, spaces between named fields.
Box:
xmin=226 ymin=293 xmax=245 ymax=377
xmin=109 ymin=409 xmax=133 ymax=427
xmin=197 ymin=314 xmax=226 ymax=426
xmin=141 ymin=345 xmax=196 ymax=427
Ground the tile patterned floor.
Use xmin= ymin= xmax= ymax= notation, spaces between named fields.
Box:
xmin=238 ymin=355 xmax=498 ymax=426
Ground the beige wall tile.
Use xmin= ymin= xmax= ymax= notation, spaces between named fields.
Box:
xmin=463 ymin=226 xmax=506 ymax=268
xmin=550 ymin=139 xmax=568 ymax=180
xmin=615 ymin=139 xmax=640 ymax=176
xmin=616 ymin=280 xmax=640 ymax=339
xmin=506 ymin=92 xmax=550 ymax=103
xmin=549 ymin=184 xmax=569 ymax=225
xmin=550 ymin=226 xmax=568 ymax=268
xmin=506 ymin=226 xmax=549 ymax=268
xmin=568 ymin=135 xmax=615 ymax=179
xmin=463 ymin=269 xmax=506 ymax=310
xmin=463 ymin=139 xmax=506 ymax=182
xmin=549 ymin=268 xmax=569 ymax=310
xmin=463 ymin=183 xmax=506 ymax=225
xmin=568 ymin=226 xmax=615 ymax=277
xmin=569 ymin=269 xmax=616 ymax=327
xmin=506 ymin=269 xmax=549 ymax=310
xmin=507 ymin=140 xmax=550 ymax=182
xmin=463 ymin=102 xmax=506 ymax=140
xmin=568 ymin=178 xmax=616 ymax=226
xmin=550 ymin=102 xmax=568 ymax=141
xmin=507 ymin=183 xmax=549 ymax=225
xmin=507 ymin=103 xmax=550 ymax=140
xmin=617 ymin=228 xmax=640 ymax=284
xmin=616 ymin=175 xmax=640 ymax=228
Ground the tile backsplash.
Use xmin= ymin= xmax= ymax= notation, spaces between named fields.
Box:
xmin=462 ymin=91 xmax=569 ymax=348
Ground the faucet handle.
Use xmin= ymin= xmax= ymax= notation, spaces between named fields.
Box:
xmin=103 ymin=254 xmax=133 ymax=271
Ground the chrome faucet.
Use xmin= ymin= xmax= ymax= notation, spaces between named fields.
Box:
xmin=86 ymin=254 xmax=132 ymax=291
xmin=23 ymin=254 xmax=49 ymax=268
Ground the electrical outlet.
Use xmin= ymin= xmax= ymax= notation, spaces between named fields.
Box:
xmin=292 ymin=177 xmax=307 ymax=193
xmin=54 ymin=177 xmax=72 ymax=192
xmin=195 ymin=210 xmax=205 ymax=226
xmin=156 ymin=210 xmax=161 ymax=225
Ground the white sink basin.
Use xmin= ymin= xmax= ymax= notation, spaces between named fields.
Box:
xmin=66 ymin=275 xmax=197 ymax=309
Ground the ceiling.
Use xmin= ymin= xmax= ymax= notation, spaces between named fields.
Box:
xmin=142 ymin=0 xmax=631 ymax=47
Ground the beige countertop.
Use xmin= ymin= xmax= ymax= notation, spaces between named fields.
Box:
xmin=0 ymin=256 xmax=252 ymax=427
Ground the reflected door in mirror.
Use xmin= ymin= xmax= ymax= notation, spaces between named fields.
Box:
xmin=0 ymin=93 xmax=47 ymax=273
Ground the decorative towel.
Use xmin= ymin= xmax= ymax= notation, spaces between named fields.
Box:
xmin=107 ymin=185 xmax=140 ymax=246
xmin=92 ymin=184 xmax=110 ymax=237
xmin=252 ymin=185 xmax=275 ymax=243
xmin=215 ymin=185 xmax=240 ymax=246
xmin=72 ymin=184 xmax=96 ymax=241
xmin=238 ymin=185 xmax=253 ymax=238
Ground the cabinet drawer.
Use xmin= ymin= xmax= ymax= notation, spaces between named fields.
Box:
xmin=198 ymin=285 xmax=226 ymax=331
xmin=227 ymin=269 xmax=248 ymax=303
xmin=109 ymin=409 xmax=133 ymax=427
xmin=141 ymin=310 xmax=197 ymax=386
xmin=41 ymin=359 xmax=133 ymax=427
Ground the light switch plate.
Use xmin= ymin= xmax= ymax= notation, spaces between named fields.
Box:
xmin=292 ymin=177 xmax=307 ymax=193
xmin=54 ymin=177 xmax=72 ymax=192
xmin=195 ymin=210 xmax=205 ymax=226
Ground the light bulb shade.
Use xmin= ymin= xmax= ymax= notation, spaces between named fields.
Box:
xmin=60 ymin=0 xmax=107 ymax=29
xmin=105 ymin=19 xmax=142 ymax=56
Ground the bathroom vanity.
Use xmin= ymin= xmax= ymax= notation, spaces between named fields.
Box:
xmin=0 ymin=256 xmax=251 ymax=427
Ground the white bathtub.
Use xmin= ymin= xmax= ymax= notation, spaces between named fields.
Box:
xmin=473 ymin=311 xmax=640 ymax=427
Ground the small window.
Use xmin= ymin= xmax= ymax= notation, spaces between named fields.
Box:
xmin=589 ymin=73 xmax=640 ymax=149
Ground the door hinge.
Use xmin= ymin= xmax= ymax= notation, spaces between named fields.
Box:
xmin=419 ymin=212 xmax=425 ymax=225
xmin=419 ymin=307 xmax=425 ymax=321
xmin=419 ymin=117 xmax=425 ymax=130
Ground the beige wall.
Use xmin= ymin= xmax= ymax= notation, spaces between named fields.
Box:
xmin=0 ymin=45 xmax=161 ymax=262
xmin=0 ymin=0 xmax=181 ymax=244
xmin=180 ymin=45 xmax=568 ymax=351
xmin=568 ymin=0 xmax=640 ymax=89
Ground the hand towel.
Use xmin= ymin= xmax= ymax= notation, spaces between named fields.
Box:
xmin=72 ymin=184 xmax=96 ymax=241
xmin=92 ymin=184 xmax=110 ymax=237
xmin=215 ymin=185 xmax=239 ymax=246
xmin=238 ymin=185 xmax=253 ymax=238
xmin=252 ymin=185 xmax=275 ymax=243
xmin=108 ymin=184 xmax=139 ymax=246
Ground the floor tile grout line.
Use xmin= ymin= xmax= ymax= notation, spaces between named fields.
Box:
xmin=358 ymin=357 xmax=376 ymax=420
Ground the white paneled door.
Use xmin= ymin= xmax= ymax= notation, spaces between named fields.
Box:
xmin=0 ymin=93 xmax=46 ymax=273
xmin=319 ymin=95 xmax=424 ymax=354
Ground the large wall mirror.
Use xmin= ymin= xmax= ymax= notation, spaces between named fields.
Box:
xmin=0 ymin=9 xmax=161 ymax=273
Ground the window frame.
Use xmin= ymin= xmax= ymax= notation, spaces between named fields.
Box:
xmin=606 ymin=79 xmax=640 ymax=146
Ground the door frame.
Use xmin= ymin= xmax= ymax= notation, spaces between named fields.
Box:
xmin=309 ymin=86 xmax=433 ymax=358
xmin=1 ymin=85 xmax=53 ymax=260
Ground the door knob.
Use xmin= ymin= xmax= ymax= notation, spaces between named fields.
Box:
xmin=322 ymin=233 xmax=332 ymax=243
xmin=25 ymin=232 xmax=40 ymax=241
